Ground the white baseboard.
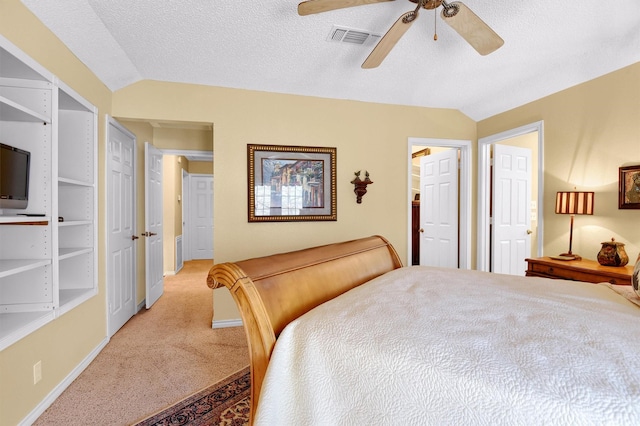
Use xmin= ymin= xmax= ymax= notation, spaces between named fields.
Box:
xmin=19 ymin=336 xmax=110 ymax=426
xmin=136 ymin=300 xmax=146 ymax=313
xmin=212 ymin=319 xmax=243 ymax=329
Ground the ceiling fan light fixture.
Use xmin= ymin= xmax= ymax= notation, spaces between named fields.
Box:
xmin=408 ymin=0 xmax=442 ymax=9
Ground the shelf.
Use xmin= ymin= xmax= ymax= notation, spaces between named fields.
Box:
xmin=0 ymin=310 xmax=55 ymax=351
xmin=57 ymin=288 xmax=96 ymax=317
xmin=0 ymin=215 xmax=50 ymax=224
xmin=59 ymin=247 xmax=92 ymax=260
xmin=0 ymin=40 xmax=53 ymax=82
xmin=0 ymin=259 xmax=51 ymax=278
xmin=58 ymin=177 xmax=93 ymax=187
xmin=0 ymin=36 xmax=97 ymax=351
xmin=0 ymin=219 xmax=49 ymax=226
xmin=58 ymin=220 xmax=92 ymax=227
xmin=0 ymin=95 xmax=51 ymax=123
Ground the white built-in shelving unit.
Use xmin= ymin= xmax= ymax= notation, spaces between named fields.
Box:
xmin=0 ymin=35 xmax=97 ymax=350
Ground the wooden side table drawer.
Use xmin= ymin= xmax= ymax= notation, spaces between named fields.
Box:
xmin=527 ymin=263 xmax=560 ymax=278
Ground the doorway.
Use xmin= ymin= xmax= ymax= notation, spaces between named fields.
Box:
xmin=477 ymin=121 xmax=544 ymax=272
xmin=407 ymin=138 xmax=472 ymax=269
xmin=183 ymin=173 xmax=214 ymax=260
xmin=106 ymin=119 xmax=213 ymax=330
xmin=106 ymin=117 xmax=137 ymax=337
xmin=162 ymin=149 xmax=214 ymax=268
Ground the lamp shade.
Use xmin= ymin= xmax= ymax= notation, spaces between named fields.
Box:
xmin=555 ymin=191 xmax=594 ymax=215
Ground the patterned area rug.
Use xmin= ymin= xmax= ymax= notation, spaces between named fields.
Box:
xmin=132 ymin=367 xmax=250 ymax=426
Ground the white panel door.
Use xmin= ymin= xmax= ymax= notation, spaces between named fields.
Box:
xmin=189 ymin=174 xmax=214 ymax=259
xmin=492 ymin=144 xmax=532 ymax=275
xmin=144 ymin=142 xmax=164 ymax=308
xmin=106 ymin=119 xmax=136 ymax=336
xmin=419 ymin=149 xmax=458 ymax=268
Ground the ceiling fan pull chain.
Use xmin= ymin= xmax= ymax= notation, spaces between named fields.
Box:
xmin=434 ymin=7 xmax=438 ymax=40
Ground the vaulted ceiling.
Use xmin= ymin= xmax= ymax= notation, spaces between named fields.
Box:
xmin=23 ymin=0 xmax=640 ymax=121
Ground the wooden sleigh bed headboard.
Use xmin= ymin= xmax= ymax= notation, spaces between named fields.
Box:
xmin=207 ymin=235 xmax=403 ymax=421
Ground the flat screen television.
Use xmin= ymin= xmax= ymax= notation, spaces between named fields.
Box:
xmin=0 ymin=142 xmax=31 ymax=209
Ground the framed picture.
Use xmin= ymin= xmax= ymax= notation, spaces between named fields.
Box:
xmin=248 ymin=144 xmax=337 ymax=222
xmin=619 ymin=165 xmax=640 ymax=209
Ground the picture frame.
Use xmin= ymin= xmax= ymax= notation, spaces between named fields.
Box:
xmin=248 ymin=144 xmax=337 ymax=222
xmin=619 ymin=165 xmax=640 ymax=209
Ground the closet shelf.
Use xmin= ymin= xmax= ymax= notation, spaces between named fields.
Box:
xmin=1 ymin=35 xmax=97 ymax=352
xmin=58 ymin=177 xmax=93 ymax=187
xmin=0 ymin=95 xmax=50 ymax=123
xmin=0 ymin=259 xmax=52 ymax=278
xmin=58 ymin=220 xmax=92 ymax=227
xmin=58 ymin=248 xmax=92 ymax=260
xmin=0 ymin=216 xmax=49 ymax=225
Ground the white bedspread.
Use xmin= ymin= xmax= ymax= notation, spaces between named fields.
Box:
xmin=255 ymin=266 xmax=640 ymax=425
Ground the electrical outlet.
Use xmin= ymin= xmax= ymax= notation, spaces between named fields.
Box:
xmin=33 ymin=361 xmax=42 ymax=384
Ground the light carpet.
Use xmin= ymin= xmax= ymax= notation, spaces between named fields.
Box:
xmin=33 ymin=260 xmax=249 ymax=425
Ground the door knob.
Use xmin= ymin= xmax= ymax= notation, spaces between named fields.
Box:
xmin=131 ymin=235 xmax=139 ymax=241
xmin=419 ymin=228 xmax=424 ymax=233
xmin=527 ymin=229 xmax=533 ymax=235
xmin=141 ymin=232 xmax=158 ymax=237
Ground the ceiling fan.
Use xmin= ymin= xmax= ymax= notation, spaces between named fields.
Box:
xmin=298 ymin=0 xmax=504 ymax=68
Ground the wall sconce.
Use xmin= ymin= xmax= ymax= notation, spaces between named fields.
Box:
xmin=351 ymin=170 xmax=373 ymax=204
xmin=554 ymin=190 xmax=594 ymax=260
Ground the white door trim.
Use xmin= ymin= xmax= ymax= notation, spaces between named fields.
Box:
xmin=161 ymin=149 xmax=213 ymax=162
xmin=407 ymin=138 xmax=472 ymax=269
xmin=182 ymin=169 xmax=191 ymax=262
xmin=477 ymin=120 xmax=544 ymax=272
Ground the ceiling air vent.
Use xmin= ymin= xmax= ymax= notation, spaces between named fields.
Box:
xmin=327 ymin=25 xmax=381 ymax=47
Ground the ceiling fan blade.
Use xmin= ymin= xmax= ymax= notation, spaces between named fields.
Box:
xmin=298 ymin=0 xmax=394 ymax=16
xmin=362 ymin=10 xmax=416 ymax=69
xmin=440 ymin=2 xmax=503 ymax=56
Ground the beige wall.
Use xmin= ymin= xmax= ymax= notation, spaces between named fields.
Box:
xmin=189 ymin=161 xmax=214 ymax=174
xmin=479 ymin=62 xmax=640 ymax=262
xmin=113 ymin=82 xmax=477 ymax=263
xmin=112 ymin=82 xmax=477 ymax=319
xmin=151 ymin=126 xmax=213 ymax=151
xmin=0 ymin=2 xmax=112 ymax=424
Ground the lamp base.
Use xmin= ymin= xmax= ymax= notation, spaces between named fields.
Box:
xmin=550 ymin=253 xmax=582 ymax=261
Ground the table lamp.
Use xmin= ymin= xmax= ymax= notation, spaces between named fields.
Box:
xmin=554 ymin=191 xmax=594 ymax=260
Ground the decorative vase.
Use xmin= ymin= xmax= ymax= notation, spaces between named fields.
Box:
xmin=597 ymin=238 xmax=629 ymax=267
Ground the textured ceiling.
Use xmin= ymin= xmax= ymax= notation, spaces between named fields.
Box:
xmin=21 ymin=0 xmax=640 ymax=121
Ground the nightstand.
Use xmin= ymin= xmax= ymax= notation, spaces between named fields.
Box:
xmin=525 ymin=257 xmax=633 ymax=285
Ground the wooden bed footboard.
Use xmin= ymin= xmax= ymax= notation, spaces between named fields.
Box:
xmin=207 ymin=235 xmax=403 ymax=421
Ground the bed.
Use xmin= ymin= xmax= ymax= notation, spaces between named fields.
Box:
xmin=207 ymin=235 xmax=640 ymax=425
